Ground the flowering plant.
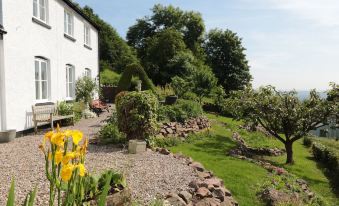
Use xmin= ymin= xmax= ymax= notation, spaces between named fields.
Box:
xmin=39 ymin=125 xmax=88 ymax=206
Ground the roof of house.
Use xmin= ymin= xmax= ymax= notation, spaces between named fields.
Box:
xmin=62 ymin=0 xmax=99 ymax=30
xmin=0 ymin=24 xmax=6 ymax=34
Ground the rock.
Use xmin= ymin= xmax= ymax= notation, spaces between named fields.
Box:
xmin=166 ymin=128 xmax=174 ymax=134
xmin=166 ymin=193 xmax=187 ymax=206
xmin=212 ymin=188 xmax=225 ymax=201
xmin=190 ymin=162 xmax=205 ymax=172
xmin=179 ymin=190 xmax=192 ymax=204
xmin=195 ymin=198 xmax=220 ymax=206
xmin=197 ymin=171 xmax=212 ymax=179
xmin=196 ymin=187 xmax=212 ymax=198
xmin=221 ymin=196 xmax=238 ymax=206
xmin=261 ymin=188 xmax=301 ymax=206
xmin=204 ymin=178 xmax=223 ymax=187
xmin=188 ymin=180 xmax=201 ymax=191
xmin=159 ymin=148 xmax=171 ymax=155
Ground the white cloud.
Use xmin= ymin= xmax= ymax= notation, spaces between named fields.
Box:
xmin=267 ymin=0 xmax=339 ymax=27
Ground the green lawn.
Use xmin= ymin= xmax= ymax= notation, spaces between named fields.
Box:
xmin=170 ymin=113 xmax=339 ymax=206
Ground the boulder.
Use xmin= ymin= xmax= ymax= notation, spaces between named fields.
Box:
xmin=196 ymin=187 xmax=212 ymax=198
xmin=179 ymin=190 xmax=192 ymax=204
xmin=166 ymin=193 xmax=187 ymax=206
xmin=190 ymin=162 xmax=205 ymax=172
xmin=195 ymin=198 xmax=220 ymax=206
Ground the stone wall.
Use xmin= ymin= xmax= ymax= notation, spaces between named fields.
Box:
xmin=158 ymin=117 xmax=210 ymax=138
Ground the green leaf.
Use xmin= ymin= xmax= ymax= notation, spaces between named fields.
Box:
xmin=97 ymin=173 xmax=113 ymax=206
xmin=6 ymin=178 xmax=15 ymax=206
xmin=27 ymin=187 xmax=37 ymax=206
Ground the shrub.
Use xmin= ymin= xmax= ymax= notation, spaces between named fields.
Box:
xmin=155 ymin=84 xmax=175 ymax=100
xmin=75 ymin=76 xmax=97 ymax=104
xmin=181 ymin=92 xmax=199 ymax=101
xmin=148 ymin=136 xmax=182 ymax=148
xmin=98 ymin=123 xmax=126 ymax=145
xmin=116 ymin=91 xmax=158 ymax=140
xmin=57 ymin=101 xmax=74 ymax=116
xmin=100 ymin=69 xmax=121 ymax=86
xmin=117 ymin=63 xmax=155 ymax=93
xmin=303 ymin=136 xmax=313 ymax=147
xmin=171 ymin=76 xmax=192 ymax=98
xmin=73 ymin=101 xmax=86 ymax=122
xmin=158 ymin=99 xmax=203 ymax=122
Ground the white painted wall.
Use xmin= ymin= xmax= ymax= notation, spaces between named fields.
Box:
xmin=1 ymin=0 xmax=99 ymax=131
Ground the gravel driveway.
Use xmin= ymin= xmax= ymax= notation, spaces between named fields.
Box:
xmin=0 ymin=111 xmax=197 ymax=205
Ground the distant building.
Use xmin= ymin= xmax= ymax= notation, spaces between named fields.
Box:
xmin=310 ymin=116 xmax=339 ymax=139
xmin=0 ymin=0 xmax=99 ymax=132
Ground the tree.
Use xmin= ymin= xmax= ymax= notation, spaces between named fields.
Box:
xmin=204 ymin=29 xmax=252 ymax=94
xmin=81 ymin=6 xmax=138 ymax=72
xmin=127 ymin=4 xmax=205 ymax=56
xmin=226 ymin=86 xmax=335 ymax=164
xmin=190 ymin=65 xmax=218 ymax=103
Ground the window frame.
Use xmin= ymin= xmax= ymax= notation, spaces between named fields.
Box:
xmin=64 ymin=9 xmax=74 ymax=37
xmin=35 ymin=57 xmax=50 ymax=103
xmin=33 ymin=0 xmax=49 ymax=24
xmin=84 ymin=24 xmax=91 ymax=47
xmin=66 ymin=64 xmax=75 ymax=99
xmin=84 ymin=68 xmax=91 ymax=78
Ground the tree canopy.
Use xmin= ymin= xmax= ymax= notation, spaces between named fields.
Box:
xmin=81 ymin=6 xmax=138 ymax=73
xmin=226 ymin=86 xmax=335 ymax=164
xmin=204 ymin=29 xmax=252 ymax=94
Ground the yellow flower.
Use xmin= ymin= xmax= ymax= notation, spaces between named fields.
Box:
xmin=54 ymin=150 xmax=63 ymax=165
xmin=38 ymin=144 xmax=45 ymax=154
xmin=77 ymin=164 xmax=86 ymax=177
xmin=62 ymin=152 xmax=76 ymax=165
xmin=51 ymin=132 xmax=65 ymax=147
xmin=61 ymin=164 xmax=74 ymax=182
xmin=64 ymin=130 xmax=73 ymax=138
xmin=44 ymin=131 xmax=54 ymax=142
xmin=71 ymin=130 xmax=83 ymax=145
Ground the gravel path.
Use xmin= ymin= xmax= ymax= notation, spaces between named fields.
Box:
xmin=0 ymin=111 xmax=197 ymax=205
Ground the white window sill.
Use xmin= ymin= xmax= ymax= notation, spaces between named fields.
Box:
xmin=84 ymin=44 xmax=92 ymax=50
xmin=65 ymin=97 xmax=75 ymax=101
xmin=64 ymin=33 xmax=76 ymax=42
xmin=32 ymin=17 xmax=51 ymax=29
xmin=35 ymin=99 xmax=52 ymax=105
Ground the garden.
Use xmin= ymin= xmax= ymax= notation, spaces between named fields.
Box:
xmin=1 ymin=3 xmax=339 ymax=206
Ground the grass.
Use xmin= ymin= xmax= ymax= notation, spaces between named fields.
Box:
xmin=170 ymin=113 xmax=339 ymax=206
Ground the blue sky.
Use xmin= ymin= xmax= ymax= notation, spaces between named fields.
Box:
xmin=76 ymin=0 xmax=339 ymax=91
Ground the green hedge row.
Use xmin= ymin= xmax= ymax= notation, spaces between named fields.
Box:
xmin=309 ymin=139 xmax=339 ymax=189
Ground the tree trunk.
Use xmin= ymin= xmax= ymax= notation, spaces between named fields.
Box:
xmin=285 ymin=141 xmax=294 ymax=164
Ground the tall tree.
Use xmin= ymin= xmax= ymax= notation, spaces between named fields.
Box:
xmin=204 ymin=29 xmax=252 ymax=94
xmin=226 ymin=86 xmax=335 ymax=164
xmin=81 ymin=6 xmax=138 ymax=73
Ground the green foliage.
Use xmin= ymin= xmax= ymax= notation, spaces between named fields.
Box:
xmin=204 ymin=29 xmax=252 ymax=94
xmin=116 ymin=91 xmax=158 ymax=140
xmin=171 ymin=76 xmax=192 ymax=98
xmin=226 ymin=86 xmax=336 ymax=164
xmin=303 ymin=136 xmax=313 ymax=147
xmin=23 ymin=187 xmax=37 ymax=206
xmin=98 ymin=124 xmax=126 ymax=145
xmin=97 ymin=172 xmax=112 ymax=206
xmin=148 ymin=136 xmax=182 ymax=148
xmin=75 ymin=76 xmax=97 ymax=105
xmin=57 ymin=101 xmax=74 ymax=116
xmin=117 ymin=63 xmax=155 ymax=93
xmin=6 ymin=179 xmax=15 ymax=206
xmin=182 ymin=92 xmax=199 ymax=102
xmin=100 ymin=68 xmax=121 ymax=86
xmin=158 ymin=99 xmax=203 ymax=122
xmin=190 ymin=65 xmax=218 ymax=103
xmin=127 ymin=4 xmax=205 ymax=57
xmin=155 ymin=85 xmax=175 ymax=100
xmin=73 ymin=101 xmax=86 ymax=122
xmin=81 ymin=7 xmax=137 ymax=72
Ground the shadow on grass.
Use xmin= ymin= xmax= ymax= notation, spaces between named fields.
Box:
xmin=314 ymin=160 xmax=339 ymax=197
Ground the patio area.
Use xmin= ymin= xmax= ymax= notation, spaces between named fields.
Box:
xmin=0 ymin=111 xmax=197 ymax=205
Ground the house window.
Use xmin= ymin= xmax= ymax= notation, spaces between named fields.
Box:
xmin=33 ymin=0 xmax=48 ymax=23
xmin=35 ymin=57 xmax=50 ymax=101
xmin=64 ymin=10 xmax=74 ymax=37
xmin=66 ymin=65 xmax=75 ymax=98
xmin=84 ymin=25 xmax=91 ymax=46
xmin=84 ymin=68 xmax=91 ymax=78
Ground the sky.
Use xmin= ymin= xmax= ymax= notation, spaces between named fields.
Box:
xmin=76 ymin=0 xmax=339 ymax=91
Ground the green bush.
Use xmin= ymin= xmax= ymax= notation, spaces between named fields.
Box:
xmin=158 ymin=99 xmax=203 ymax=122
xmin=155 ymin=85 xmax=175 ymax=100
xmin=116 ymin=91 xmax=158 ymax=140
xmin=117 ymin=63 xmax=155 ymax=93
xmin=303 ymin=136 xmax=313 ymax=147
xmin=73 ymin=101 xmax=86 ymax=122
xmin=100 ymin=69 xmax=121 ymax=86
xmin=98 ymin=123 xmax=126 ymax=145
xmin=182 ymin=92 xmax=199 ymax=101
xmin=57 ymin=101 xmax=74 ymax=116
xmin=148 ymin=136 xmax=182 ymax=148
xmin=75 ymin=76 xmax=97 ymax=104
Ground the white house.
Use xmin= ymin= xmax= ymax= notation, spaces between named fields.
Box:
xmin=0 ymin=0 xmax=99 ymax=133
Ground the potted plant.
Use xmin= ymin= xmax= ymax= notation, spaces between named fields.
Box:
xmin=0 ymin=129 xmax=16 ymax=143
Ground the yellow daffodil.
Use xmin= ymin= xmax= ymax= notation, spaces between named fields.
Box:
xmin=51 ymin=132 xmax=65 ymax=147
xmin=64 ymin=130 xmax=73 ymax=138
xmin=62 ymin=152 xmax=76 ymax=165
xmin=61 ymin=163 xmax=74 ymax=182
xmin=54 ymin=150 xmax=63 ymax=165
xmin=44 ymin=131 xmax=54 ymax=142
xmin=71 ymin=130 xmax=83 ymax=145
xmin=77 ymin=163 xmax=86 ymax=177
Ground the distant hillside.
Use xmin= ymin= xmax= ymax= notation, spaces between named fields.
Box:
xmin=296 ymin=91 xmax=327 ymax=100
